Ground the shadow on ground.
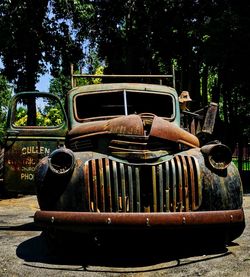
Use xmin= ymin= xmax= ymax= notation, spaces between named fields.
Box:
xmin=0 ymin=222 xmax=40 ymax=231
xmin=16 ymin=230 xmax=233 ymax=273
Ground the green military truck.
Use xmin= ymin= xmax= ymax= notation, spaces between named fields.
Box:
xmin=0 ymin=76 xmax=245 ymax=248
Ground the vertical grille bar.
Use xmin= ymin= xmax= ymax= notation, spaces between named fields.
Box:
xmin=192 ymin=156 xmax=202 ymax=209
xmin=105 ymin=158 xmax=112 ymax=212
xmin=165 ymin=162 xmax=170 ymax=212
xmin=128 ymin=166 xmax=134 ymax=212
xmin=187 ymin=156 xmax=196 ymax=210
xmin=180 ymin=155 xmax=189 ymax=211
xmin=112 ymin=160 xmax=119 ymax=211
xmin=91 ymin=160 xmax=98 ymax=211
xmin=175 ymin=156 xmax=183 ymax=212
xmin=158 ymin=164 xmax=164 ymax=212
xmin=135 ymin=167 xmax=141 ymax=212
xmin=98 ymin=159 xmax=105 ymax=211
xmin=152 ymin=166 xmax=157 ymax=212
xmin=170 ymin=159 xmax=177 ymax=212
xmin=83 ymin=162 xmax=91 ymax=211
xmin=120 ymin=163 xmax=126 ymax=212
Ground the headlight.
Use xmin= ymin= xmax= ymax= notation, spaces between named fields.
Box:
xmin=201 ymin=143 xmax=232 ymax=170
xmin=48 ymin=148 xmax=75 ymax=175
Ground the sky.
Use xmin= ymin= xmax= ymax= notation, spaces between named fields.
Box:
xmin=36 ymin=73 xmax=51 ymax=92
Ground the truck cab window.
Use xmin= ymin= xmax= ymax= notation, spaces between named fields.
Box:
xmin=13 ymin=95 xmax=64 ymax=127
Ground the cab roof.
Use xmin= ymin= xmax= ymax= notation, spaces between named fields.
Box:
xmin=68 ymin=82 xmax=177 ymax=97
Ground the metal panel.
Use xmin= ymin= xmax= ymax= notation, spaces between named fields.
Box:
xmin=83 ymin=155 xmax=201 ymax=213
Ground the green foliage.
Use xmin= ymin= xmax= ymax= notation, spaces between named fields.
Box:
xmin=0 ymin=75 xmax=11 ymax=143
xmin=74 ymin=65 xmax=104 ymax=87
xmin=49 ymin=63 xmax=104 ymax=100
xmin=49 ymin=74 xmax=71 ymax=102
xmin=14 ymin=106 xmax=63 ymax=127
xmin=43 ymin=107 xmax=63 ymax=126
xmin=36 ymin=107 xmax=63 ymax=127
xmin=0 ymin=0 xmax=250 ymax=145
xmin=233 ymin=159 xmax=250 ymax=171
xmin=13 ymin=107 xmax=28 ymax=127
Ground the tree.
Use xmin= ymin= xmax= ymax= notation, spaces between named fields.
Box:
xmin=49 ymin=74 xmax=71 ymax=102
xmin=0 ymin=0 xmax=83 ymax=92
xmin=0 ymin=75 xmax=12 ymax=143
xmin=0 ymin=0 xmax=49 ymax=91
xmin=0 ymin=0 xmax=249 ymax=150
xmin=201 ymin=1 xmax=250 ymax=146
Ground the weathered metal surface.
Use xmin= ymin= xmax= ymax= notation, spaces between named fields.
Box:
xmin=180 ymin=147 xmax=243 ymax=211
xmin=4 ymin=139 xmax=65 ymax=194
xmin=68 ymin=114 xmax=145 ymax=138
xmin=80 ymin=155 xmax=201 ymax=213
xmin=202 ymin=102 xmax=218 ymax=134
xmin=68 ymin=114 xmax=199 ymax=149
xmin=150 ymin=116 xmax=199 ymax=148
xmin=34 ymin=209 xmax=244 ymax=231
xmin=1 ymin=92 xmax=67 ymax=195
xmin=201 ymin=143 xmax=232 ymax=170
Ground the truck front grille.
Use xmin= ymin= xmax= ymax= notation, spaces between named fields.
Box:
xmin=82 ymin=155 xmax=201 ymax=213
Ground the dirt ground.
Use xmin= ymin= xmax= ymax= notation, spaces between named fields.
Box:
xmin=0 ymin=195 xmax=249 ymax=277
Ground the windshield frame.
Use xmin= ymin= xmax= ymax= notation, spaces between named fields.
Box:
xmin=73 ymin=89 xmax=176 ymax=122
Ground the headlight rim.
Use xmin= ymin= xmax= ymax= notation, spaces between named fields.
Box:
xmin=48 ymin=148 xmax=75 ymax=176
xmin=201 ymin=143 xmax=232 ymax=171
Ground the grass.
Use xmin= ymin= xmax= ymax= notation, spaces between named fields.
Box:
xmin=232 ymin=159 xmax=250 ymax=171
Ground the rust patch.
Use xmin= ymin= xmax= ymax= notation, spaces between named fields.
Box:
xmin=150 ymin=116 xmax=200 ymax=148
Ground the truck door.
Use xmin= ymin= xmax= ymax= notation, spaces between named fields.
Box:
xmin=2 ymin=92 xmax=67 ymax=195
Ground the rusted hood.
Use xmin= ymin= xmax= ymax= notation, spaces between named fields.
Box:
xmin=68 ymin=114 xmax=144 ymax=137
xmin=68 ymin=114 xmax=199 ymax=148
xmin=150 ymin=116 xmax=199 ymax=148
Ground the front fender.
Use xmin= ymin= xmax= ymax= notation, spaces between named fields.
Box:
xmin=181 ymin=148 xmax=243 ymax=210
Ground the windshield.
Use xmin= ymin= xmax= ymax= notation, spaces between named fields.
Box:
xmin=75 ymin=90 xmax=175 ymax=121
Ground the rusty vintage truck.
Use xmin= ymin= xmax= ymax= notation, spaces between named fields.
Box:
xmin=0 ymin=77 xmax=245 ymax=247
